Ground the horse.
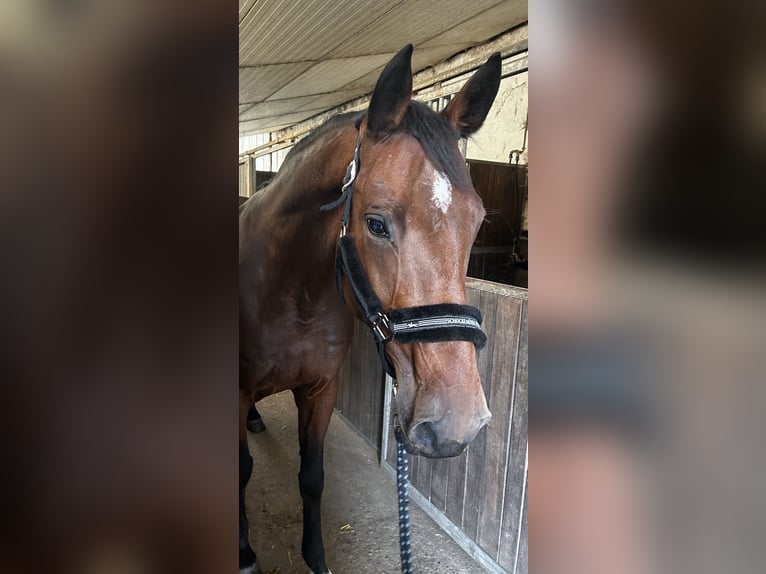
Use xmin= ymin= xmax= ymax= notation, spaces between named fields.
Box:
xmin=239 ymin=45 xmax=501 ymax=574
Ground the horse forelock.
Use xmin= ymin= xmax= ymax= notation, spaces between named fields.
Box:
xmin=397 ymin=101 xmax=470 ymax=190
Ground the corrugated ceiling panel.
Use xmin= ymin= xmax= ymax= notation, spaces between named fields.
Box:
xmin=240 ymin=0 xmax=404 ymax=66
xmin=420 ymin=0 xmax=527 ymax=48
xmin=337 ymin=44 xmax=463 ymax=93
xmin=240 ymin=119 xmax=291 ymax=134
xmin=269 ymin=53 xmax=394 ymax=100
xmin=239 ymin=95 xmax=323 ymax=121
xmin=239 ymin=0 xmax=528 ymax=135
xmin=327 ymin=0 xmax=504 ymax=58
xmin=239 ymin=62 xmax=313 ymax=103
xmin=238 ymin=0 xmax=257 ymax=23
xmin=332 ymin=68 xmax=381 ymax=93
xmin=410 ymin=44 xmax=470 ymax=76
xmin=240 ymin=109 xmax=325 ymax=134
xmin=292 ymin=89 xmax=363 ymax=113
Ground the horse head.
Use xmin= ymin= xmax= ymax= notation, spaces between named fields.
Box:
xmin=344 ymin=45 xmax=501 ymax=458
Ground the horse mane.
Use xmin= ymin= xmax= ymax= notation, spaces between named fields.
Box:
xmin=283 ymin=102 xmax=469 ymax=189
xmin=285 ymin=111 xmax=364 ymax=159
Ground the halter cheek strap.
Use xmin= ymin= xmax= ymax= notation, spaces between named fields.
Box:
xmin=320 ymin=128 xmax=486 ymax=378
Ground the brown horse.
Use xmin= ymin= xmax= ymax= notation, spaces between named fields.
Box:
xmin=239 ymin=45 xmax=501 ymax=574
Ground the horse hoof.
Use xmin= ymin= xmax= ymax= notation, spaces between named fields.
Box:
xmin=239 ymin=560 xmax=261 ymax=574
xmin=246 ymin=417 xmax=266 ymax=433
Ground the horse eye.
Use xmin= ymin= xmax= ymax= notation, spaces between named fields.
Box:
xmin=366 ymin=216 xmax=388 ymax=237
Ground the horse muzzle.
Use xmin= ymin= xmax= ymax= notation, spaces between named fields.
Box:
xmin=395 ymin=410 xmax=491 ymax=459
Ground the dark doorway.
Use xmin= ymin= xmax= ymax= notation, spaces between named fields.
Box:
xmin=468 ymin=160 xmax=528 ymax=287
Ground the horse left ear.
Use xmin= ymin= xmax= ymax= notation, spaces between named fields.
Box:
xmin=443 ymin=53 xmax=502 ymax=137
xmin=365 ymin=44 xmax=413 ymax=138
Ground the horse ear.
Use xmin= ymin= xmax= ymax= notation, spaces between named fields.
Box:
xmin=365 ymin=44 xmax=413 ymax=138
xmin=443 ymin=53 xmax=502 ymax=137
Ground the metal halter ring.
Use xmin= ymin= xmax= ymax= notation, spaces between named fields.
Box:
xmin=370 ymin=311 xmax=393 ymax=343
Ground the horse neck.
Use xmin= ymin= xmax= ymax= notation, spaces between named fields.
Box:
xmin=272 ymin=123 xmax=356 ymax=283
xmin=291 ymin=125 xmax=356 ymax=209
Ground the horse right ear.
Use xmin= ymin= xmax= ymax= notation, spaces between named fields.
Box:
xmin=442 ymin=53 xmax=502 ymax=137
xmin=365 ymin=44 xmax=413 ymax=138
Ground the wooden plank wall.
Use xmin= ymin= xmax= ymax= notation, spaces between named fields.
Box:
xmin=382 ymin=279 xmax=528 ymax=573
xmin=334 ymin=278 xmax=528 ymax=572
xmin=335 ymin=319 xmax=386 ymax=451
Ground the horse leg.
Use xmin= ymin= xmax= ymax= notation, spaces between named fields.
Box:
xmin=293 ymin=380 xmax=337 ymax=574
xmin=246 ymin=404 xmax=267 ymax=433
xmin=240 ymin=398 xmax=259 ymax=574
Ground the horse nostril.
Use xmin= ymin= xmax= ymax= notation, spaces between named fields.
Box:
xmin=478 ymin=412 xmax=492 ymax=429
xmin=408 ymin=420 xmax=438 ymax=452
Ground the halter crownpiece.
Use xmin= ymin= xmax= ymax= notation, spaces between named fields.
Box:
xmin=320 ymin=126 xmax=487 ymax=377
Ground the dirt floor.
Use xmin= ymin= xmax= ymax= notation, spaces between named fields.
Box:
xmin=245 ymin=391 xmax=483 ymax=574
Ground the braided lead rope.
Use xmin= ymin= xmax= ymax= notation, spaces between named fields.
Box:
xmin=396 ymin=438 xmax=414 ymax=574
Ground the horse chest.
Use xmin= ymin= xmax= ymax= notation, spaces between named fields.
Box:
xmin=250 ymin=308 xmax=351 ymax=396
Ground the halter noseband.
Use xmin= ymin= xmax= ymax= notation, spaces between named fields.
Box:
xmin=320 ymin=127 xmax=487 ymax=377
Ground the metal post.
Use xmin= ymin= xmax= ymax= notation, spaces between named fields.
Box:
xmin=380 ymin=373 xmax=394 ymax=466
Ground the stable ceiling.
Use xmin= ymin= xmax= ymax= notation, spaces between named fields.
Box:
xmin=239 ymin=0 xmax=527 ymax=135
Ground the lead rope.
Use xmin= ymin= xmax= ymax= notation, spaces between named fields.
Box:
xmin=396 ymin=433 xmax=413 ymax=574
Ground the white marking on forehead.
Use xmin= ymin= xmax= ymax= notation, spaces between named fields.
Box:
xmin=431 ymin=169 xmax=453 ymax=214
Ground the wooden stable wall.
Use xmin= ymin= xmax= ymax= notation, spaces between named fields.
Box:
xmin=334 ymin=278 xmax=528 ymax=574
xmin=334 ymin=319 xmax=385 ymax=450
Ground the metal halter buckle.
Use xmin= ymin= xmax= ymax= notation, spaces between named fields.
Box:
xmin=342 ymin=158 xmax=356 ymax=191
xmin=370 ymin=311 xmax=393 ymax=342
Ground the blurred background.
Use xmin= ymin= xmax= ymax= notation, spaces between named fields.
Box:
xmin=1 ymin=0 xmax=765 ymax=573
xmin=531 ymin=0 xmax=766 ymax=573
xmin=0 ymin=1 xmax=238 ymax=573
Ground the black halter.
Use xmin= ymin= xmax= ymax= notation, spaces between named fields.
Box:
xmin=320 ymin=128 xmax=487 ymax=377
